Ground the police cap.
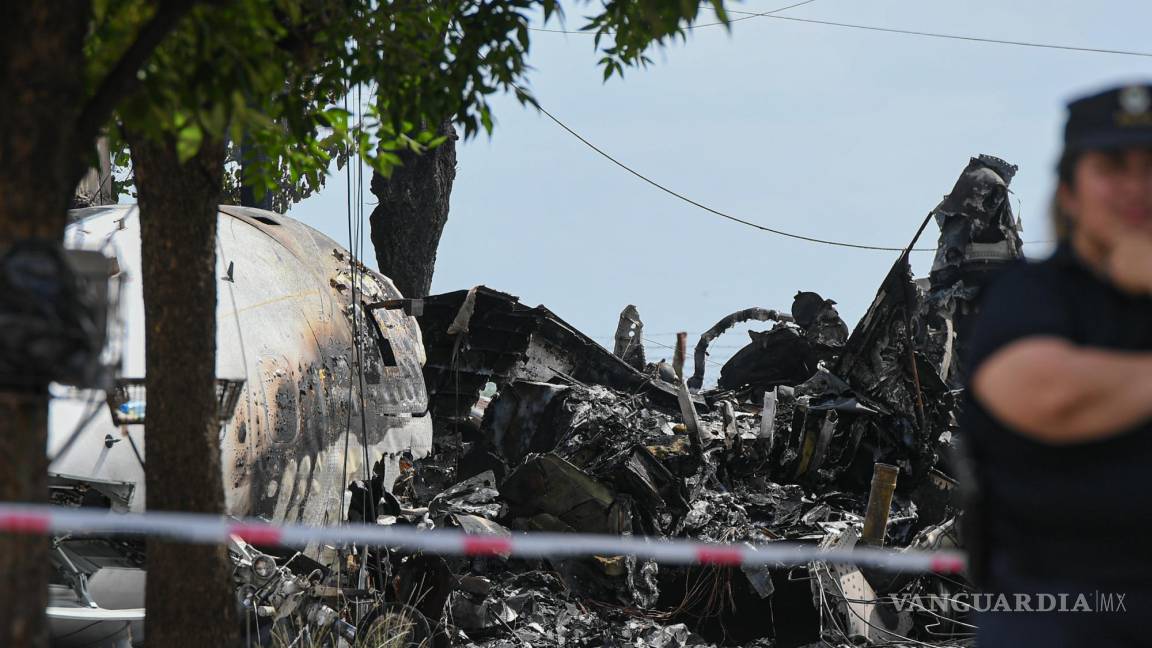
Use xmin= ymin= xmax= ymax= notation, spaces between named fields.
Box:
xmin=1064 ymin=83 xmax=1152 ymax=152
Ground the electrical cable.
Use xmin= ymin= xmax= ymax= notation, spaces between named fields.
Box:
xmin=529 ymin=96 xmax=1053 ymax=251
xmin=337 ymin=89 xmax=356 ymax=601
xmin=529 ymin=98 xmax=940 ymax=251
xmin=736 ymin=12 xmax=1152 ymax=58
xmin=533 ymin=2 xmax=1152 ymax=59
xmin=477 ymin=22 xmax=1037 ymax=253
xmin=215 ymin=225 xmax=255 ymax=483
xmin=351 ymin=82 xmax=388 ymax=593
xmin=816 ymin=561 xmax=970 ymax=648
xmin=642 ymin=336 xmax=724 ymax=368
xmin=354 ymin=84 xmax=374 ymax=492
xmin=529 ymin=0 xmax=816 ymax=33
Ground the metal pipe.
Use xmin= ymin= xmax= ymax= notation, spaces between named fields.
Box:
xmin=673 ymin=332 xmax=706 ymax=457
xmin=687 ymin=307 xmax=790 ymax=390
xmin=861 ymin=463 xmax=900 ymax=546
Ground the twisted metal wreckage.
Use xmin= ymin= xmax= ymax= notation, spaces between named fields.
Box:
xmin=3 ymin=155 xmax=1021 ymax=647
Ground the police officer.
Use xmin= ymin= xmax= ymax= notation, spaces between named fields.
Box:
xmin=963 ymin=83 xmax=1152 ymax=645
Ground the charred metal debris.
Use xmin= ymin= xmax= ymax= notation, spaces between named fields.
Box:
xmin=234 ymin=155 xmax=1021 ymax=648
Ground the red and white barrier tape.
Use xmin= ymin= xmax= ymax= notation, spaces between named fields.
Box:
xmin=0 ymin=503 xmax=966 ymax=574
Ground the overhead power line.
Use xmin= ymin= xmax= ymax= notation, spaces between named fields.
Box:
xmin=534 ymin=3 xmax=1152 ymax=59
xmin=743 ymin=13 xmax=1152 ymax=58
xmin=532 ymin=100 xmax=1053 ymax=251
xmin=530 ymin=0 xmax=816 ymax=34
xmin=531 ymin=100 xmax=936 ymax=252
xmin=518 ymin=1 xmax=1064 ymax=252
xmin=642 ymin=336 xmax=726 ymax=368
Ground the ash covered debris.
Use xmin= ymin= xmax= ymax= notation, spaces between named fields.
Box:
xmin=614 ymin=304 xmax=647 ymax=371
xmin=382 ymin=155 xmax=1019 ymax=647
xmin=417 ymin=285 xmax=698 ymax=427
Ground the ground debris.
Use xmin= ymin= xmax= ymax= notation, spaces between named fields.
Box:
xmin=402 ymin=155 xmax=1016 ymax=647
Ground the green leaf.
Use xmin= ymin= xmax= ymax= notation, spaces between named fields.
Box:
xmin=709 ymin=0 xmax=730 ymax=29
xmin=98 ymin=0 xmax=734 ymax=211
xmin=175 ymin=121 xmax=203 ymax=163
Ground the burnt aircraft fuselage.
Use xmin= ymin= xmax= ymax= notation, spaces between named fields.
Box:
xmin=46 ymin=205 xmax=431 ymax=646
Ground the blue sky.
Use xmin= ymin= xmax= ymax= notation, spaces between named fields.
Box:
xmin=291 ymin=0 xmax=1152 ymax=377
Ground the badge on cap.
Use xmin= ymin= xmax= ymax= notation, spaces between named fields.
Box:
xmin=1119 ymin=85 xmax=1151 ymax=115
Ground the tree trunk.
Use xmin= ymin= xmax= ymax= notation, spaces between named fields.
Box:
xmin=128 ymin=130 xmax=239 ymax=647
xmin=0 ymin=395 xmax=50 ymax=647
xmin=0 ymin=4 xmax=90 ymax=646
xmin=369 ymin=120 xmax=458 ymax=298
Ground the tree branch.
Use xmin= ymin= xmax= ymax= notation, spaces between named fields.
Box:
xmin=73 ymin=0 xmax=200 ymax=155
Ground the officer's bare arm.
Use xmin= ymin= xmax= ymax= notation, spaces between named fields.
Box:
xmin=972 ymin=336 xmax=1152 ymax=444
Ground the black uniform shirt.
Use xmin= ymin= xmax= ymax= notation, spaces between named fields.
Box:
xmin=962 ymin=244 xmax=1152 ymax=585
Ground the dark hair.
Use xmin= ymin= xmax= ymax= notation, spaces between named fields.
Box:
xmin=1051 ymin=149 xmax=1080 ymax=242
xmin=1056 ymin=150 xmax=1079 ymax=187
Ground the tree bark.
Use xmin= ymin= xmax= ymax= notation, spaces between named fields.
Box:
xmin=128 ymin=130 xmax=239 ymax=647
xmin=369 ymin=120 xmax=458 ymax=298
xmin=0 ymin=3 xmax=87 ymax=237
xmin=0 ymin=5 xmax=90 ymax=646
xmin=0 ymin=395 xmax=50 ymax=647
